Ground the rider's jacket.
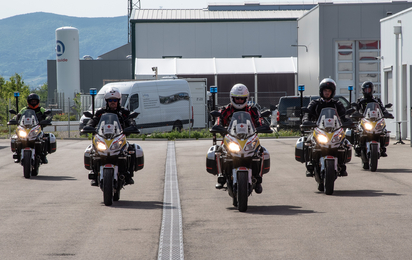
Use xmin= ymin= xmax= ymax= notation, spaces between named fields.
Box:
xmin=303 ymin=98 xmax=347 ymax=123
xmin=87 ymin=106 xmax=132 ymax=129
xmin=18 ymin=106 xmax=47 ymax=121
xmin=216 ymin=104 xmax=262 ymax=127
xmin=356 ymin=96 xmax=388 ymax=115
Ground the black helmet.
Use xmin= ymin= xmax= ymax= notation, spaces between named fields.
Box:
xmin=319 ymin=78 xmax=336 ymax=100
xmin=361 ymin=81 xmax=374 ymax=98
xmin=27 ymin=93 xmax=40 ymax=109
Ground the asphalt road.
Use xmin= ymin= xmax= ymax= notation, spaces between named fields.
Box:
xmin=0 ymin=138 xmax=411 ymax=260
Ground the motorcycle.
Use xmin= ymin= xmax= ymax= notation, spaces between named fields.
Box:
xmin=206 ymin=111 xmax=272 ymax=212
xmin=347 ymin=102 xmax=392 ymax=172
xmin=296 ymin=107 xmax=354 ymax=195
xmin=8 ymin=109 xmax=56 ymax=179
xmin=81 ymin=112 xmax=144 ymax=206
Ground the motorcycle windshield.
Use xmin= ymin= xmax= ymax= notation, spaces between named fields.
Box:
xmin=96 ymin=113 xmax=123 ymax=139
xmin=363 ymin=102 xmax=383 ymax=120
xmin=316 ymin=107 xmax=342 ymax=131
xmin=19 ymin=109 xmax=39 ymax=127
xmin=227 ymin=111 xmax=256 ymax=139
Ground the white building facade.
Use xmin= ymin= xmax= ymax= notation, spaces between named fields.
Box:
xmin=381 ymin=7 xmax=412 ymax=141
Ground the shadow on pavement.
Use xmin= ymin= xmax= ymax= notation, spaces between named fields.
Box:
xmin=332 ymin=189 xmax=401 ymax=197
xmin=229 ymin=205 xmax=317 ymax=215
xmin=29 ymin=175 xmax=77 ymax=181
xmin=107 ymin=200 xmax=166 ymax=210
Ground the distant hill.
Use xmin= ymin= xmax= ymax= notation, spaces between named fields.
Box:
xmin=0 ymin=12 xmax=128 ymax=88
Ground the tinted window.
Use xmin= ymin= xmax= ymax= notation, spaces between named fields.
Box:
xmin=129 ymin=94 xmax=139 ymax=111
xmin=278 ymin=97 xmax=311 ymax=112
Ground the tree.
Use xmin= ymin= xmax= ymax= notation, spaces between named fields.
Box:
xmin=33 ymin=83 xmax=48 ymax=107
xmin=0 ymin=73 xmax=30 ymax=124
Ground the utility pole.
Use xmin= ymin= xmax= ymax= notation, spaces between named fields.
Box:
xmin=128 ymin=0 xmax=141 ymax=43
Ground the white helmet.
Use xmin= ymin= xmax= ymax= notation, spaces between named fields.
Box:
xmin=230 ymin=83 xmax=249 ymax=109
xmin=104 ymin=87 xmax=121 ymax=102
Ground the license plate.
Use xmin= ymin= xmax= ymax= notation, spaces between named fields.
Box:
xmin=289 ymin=117 xmax=300 ymax=121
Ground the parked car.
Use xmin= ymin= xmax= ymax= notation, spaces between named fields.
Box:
xmin=270 ymin=95 xmax=350 ymax=131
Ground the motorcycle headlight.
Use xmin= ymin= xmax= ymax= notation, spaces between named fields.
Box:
xmin=29 ymin=128 xmax=40 ymax=138
xmin=375 ymin=122 xmax=384 ymax=131
xmin=364 ymin=123 xmax=373 ymax=131
xmin=228 ymin=142 xmax=241 ymax=152
xmin=18 ymin=129 xmax=27 ymax=138
xmin=110 ymin=139 xmax=124 ymax=150
xmin=317 ymin=134 xmax=329 ymax=144
xmin=331 ymin=134 xmax=343 ymax=143
xmin=96 ymin=141 xmax=107 ymax=151
xmin=244 ymin=140 xmax=258 ymax=152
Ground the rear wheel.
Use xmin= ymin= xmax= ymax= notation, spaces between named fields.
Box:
xmin=370 ymin=144 xmax=379 ymax=172
xmin=23 ymin=150 xmax=31 ymax=179
xmin=103 ymin=168 xmax=114 ymax=206
xmin=324 ymin=159 xmax=335 ymax=195
xmin=172 ymin=121 xmax=183 ymax=132
xmin=237 ymin=171 xmax=249 ymax=212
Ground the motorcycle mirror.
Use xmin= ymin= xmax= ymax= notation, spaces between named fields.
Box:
xmin=385 ymin=103 xmax=393 ymax=108
xmin=260 ymin=110 xmax=271 ymax=118
xmin=81 ymin=125 xmax=96 ymax=134
xmin=342 ymin=120 xmax=356 ymax=129
xmin=127 ymin=112 xmax=140 ymax=120
xmin=345 ymin=108 xmax=355 ymax=115
xmin=9 ymin=109 xmax=17 ymax=115
xmin=256 ymin=125 xmax=273 ymax=134
xmin=39 ymin=120 xmax=52 ymax=126
xmin=123 ymin=126 xmax=140 ymax=135
xmin=7 ymin=119 xmax=18 ymax=125
xmin=83 ymin=111 xmax=93 ymax=118
xmin=210 ymin=125 xmax=227 ymax=135
xmin=350 ymin=112 xmax=363 ymax=120
xmin=210 ymin=111 xmax=221 ymax=118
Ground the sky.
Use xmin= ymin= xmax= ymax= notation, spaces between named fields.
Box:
xmin=0 ymin=0 xmax=329 ymax=20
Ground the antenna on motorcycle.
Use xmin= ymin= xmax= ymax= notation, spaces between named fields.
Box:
xmin=14 ymin=92 xmax=19 ymax=112
xmin=90 ymin=88 xmax=97 ymax=117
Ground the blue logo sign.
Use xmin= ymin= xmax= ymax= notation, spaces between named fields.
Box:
xmin=56 ymin=40 xmax=65 ymax=57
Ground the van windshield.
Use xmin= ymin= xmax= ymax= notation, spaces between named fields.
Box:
xmin=88 ymin=94 xmax=128 ymax=111
xmin=278 ymin=97 xmax=311 ymax=112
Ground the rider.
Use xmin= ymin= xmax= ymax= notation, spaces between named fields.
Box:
xmin=354 ymin=81 xmax=393 ymax=157
xmin=13 ymin=93 xmax=49 ymax=164
xmin=302 ymin=78 xmax=349 ymax=177
xmin=86 ymin=87 xmax=137 ymax=186
xmin=214 ymin=83 xmax=264 ymax=193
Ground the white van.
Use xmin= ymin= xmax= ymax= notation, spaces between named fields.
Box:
xmin=79 ymin=79 xmax=193 ymax=134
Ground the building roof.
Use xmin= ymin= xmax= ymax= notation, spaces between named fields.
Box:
xmin=131 ymin=9 xmax=308 ymax=22
xmin=134 ymin=57 xmax=297 ymax=78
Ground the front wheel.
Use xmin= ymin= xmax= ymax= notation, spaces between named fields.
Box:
xmin=237 ymin=171 xmax=249 ymax=212
xmin=103 ymin=168 xmax=114 ymax=206
xmin=23 ymin=150 xmax=31 ymax=179
xmin=31 ymin=156 xmax=40 ymax=176
xmin=324 ymin=159 xmax=335 ymax=195
xmin=370 ymin=144 xmax=379 ymax=172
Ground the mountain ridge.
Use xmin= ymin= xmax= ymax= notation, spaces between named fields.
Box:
xmin=0 ymin=12 xmax=128 ymax=87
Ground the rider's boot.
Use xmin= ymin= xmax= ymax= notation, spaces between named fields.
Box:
xmin=41 ymin=154 xmax=48 ymax=164
xmin=89 ymin=171 xmax=98 ymax=186
xmin=306 ymin=162 xmax=314 ymax=177
xmin=215 ymin=173 xmax=225 ymax=189
xmin=354 ymin=146 xmax=361 ymax=157
xmin=13 ymin=152 xmax=20 ymax=163
xmin=125 ymin=172 xmax=134 ymax=185
xmin=380 ymin=147 xmax=388 ymax=157
xmin=254 ymin=176 xmax=263 ymax=194
xmin=339 ymin=164 xmax=348 ymax=176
